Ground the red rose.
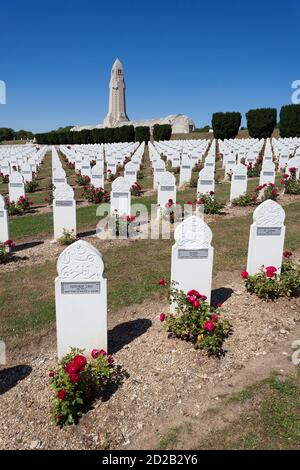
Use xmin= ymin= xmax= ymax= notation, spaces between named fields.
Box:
xmin=160 ymin=313 xmax=166 ymax=322
xmin=203 ymin=320 xmax=215 ymax=332
xmin=211 ymin=314 xmax=219 ymax=322
xmin=241 ymin=271 xmax=248 ymax=279
xmin=271 ymin=190 xmax=278 ymax=197
xmin=65 ymin=362 xmax=78 ymax=375
xmin=217 ymin=303 xmax=222 ymax=308
xmin=158 ymin=278 xmax=166 ymax=286
xmin=57 ymin=390 xmax=67 ymax=400
xmin=49 ymin=371 xmax=55 ymax=378
xmin=200 ymin=294 xmax=207 ymax=301
xmin=209 ymin=191 xmax=215 ymax=196
xmin=289 ymin=167 xmax=296 ymax=174
xmin=187 ymin=289 xmax=201 ymax=298
xmin=283 ymin=250 xmax=292 ymax=258
xmin=265 ymin=266 xmax=277 ymax=278
xmin=108 ymin=355 xmax=114 ymax=366
xmin=69 ymin=373 xmax=79 ymax=383
xmin=284 ymin=173 xmax=289 ymax=179
xmin=91 ymin=349 xmax=101 ymax=359
xmin=187 ymin=201 xmax=193 ymax=205
xmin=193 ymin=300 xmax=200 ymax=309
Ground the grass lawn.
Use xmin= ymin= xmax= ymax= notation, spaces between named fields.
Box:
xmin=1 ymin=201 xmax=300 ymax=340
xmin=158 ymin=371 xmax=300 ymax=450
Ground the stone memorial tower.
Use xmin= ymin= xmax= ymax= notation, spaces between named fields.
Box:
xmin=103 ymin=58 xmax=129 ymax=127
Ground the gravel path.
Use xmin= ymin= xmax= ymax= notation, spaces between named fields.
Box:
xmin=0 ymin=273 xmax=299 ymax=450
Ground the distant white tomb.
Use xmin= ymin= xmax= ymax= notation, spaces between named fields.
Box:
xmin=53 ymin=183 xmax=76 ymax=240
xmin=110 ymin=176 xmax=131 ymax=216
xmin=8 ymin=171 xmax=25 ymax=202
xmin=197 ymin=167 xmax=215 ymax=194
xmin=230 ymin=164 xmax=248 ymax=201
xmin=246 ymin=200 xmax=286 ymax=275
xmin=55 ymin=240 xmax=107 ymax=359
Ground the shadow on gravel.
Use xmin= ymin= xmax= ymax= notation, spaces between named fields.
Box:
xmin=0 ymin=365 xmax=32 ymax=395
xmin=109 ymin=318 xmax=152 ymax=355
xmin=211 ymin=287 xmax=234 ymax=307
xmin=14 ymin=240 xmax=44 ymax=252
xmin=77 ymin=229 xmax=96 ymax=238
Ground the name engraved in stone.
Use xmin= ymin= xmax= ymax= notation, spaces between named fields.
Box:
xmin=178 ymin=249 xmax=209 ymax=259
xmin=56 ymin=200 xmax=73 ymax=207
xmin=257 ymin=227 xmax=281 ymax=236
xmin=61 ymin=282 xmax=101 ymax=295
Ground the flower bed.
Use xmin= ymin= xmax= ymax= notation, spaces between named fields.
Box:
xmin=76 ymin=174 xmax=91 ymax=186
xmin=130 ymin=182 xmax=142 ymax=196
xmin=5 ymin=196 xmax=32 ymax=215
xmin=281 ymin=168 xmax=300 ymax=195
xmin=196 ymin=192 xmax=224 ymax=214
xmin=159 ymin=283 xmax=230 ymax=356
xmin=49 ymin=348 xmax=113 ymax=426
xmin=25 ymin=179 xmax=39 ymax=193
xmin=57 ymin=229 xmax=77 ymax=246
xmin=0 ymin=173 xmax=9 ymax=184
xmin=241 ymin=252 xmax=300 ymax=300
xmin=231 ymin=192 xmax=258 ymax=206
xmin=161 ymin=199 xmax=182 ymax=224
xmin=255 ymin=182 xmax=280 ymax=201
xmin=81 ymin=186 xmax=110 ymax=204
xmin=0 ymin=240 xmax=16 ymax=264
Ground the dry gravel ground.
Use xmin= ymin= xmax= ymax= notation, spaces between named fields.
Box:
xmin=0 ymin=271 xmax=299 ymax=450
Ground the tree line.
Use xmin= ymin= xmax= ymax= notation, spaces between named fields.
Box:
xmin=211 ymin=104 xmax=300 ymax=140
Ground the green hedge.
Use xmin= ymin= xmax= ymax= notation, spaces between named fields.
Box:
xmin=246 ymin=108 xmax=277 ymax=138
xmin=135 ymin=126 xmax=150 ymax=143
xmin=279 ymin=104 xmax=300 ymax=138
xmin=153 ymin=124 xmax=172 ymax=141
xmin=35 ymin=125 xmax=135 ymax=145
xmin=211 ymin=112 xmax=241 ymax=140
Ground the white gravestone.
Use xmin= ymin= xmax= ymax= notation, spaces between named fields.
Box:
xmin=197 ymin=167 xmax=215 ymax=194
xmin=53 ymin=183 xmax=76 ymax=240
xmin=230 ymin=164 xmax=248 ymax=201
xmin=110 ymin=176 xmax=131 ymax=216
xmin=0 ymin=194 xmax=9 ymax=243
xmin=21 ymin=163 xmax=33 ymax=183
xmin=246 ymin=200 xmax=286 ymax=275
xmin=80 ymin=159 xmax=92 ymax=179
xmin=124 ymin=161 xmax=137 ymax=187
xmin=171 ymin=215 xmax=214 ymax=305
xmin=153 ymin=160 xmax=166 ymax=189
xmin=53 ymin=168 xmax=67 ymax=186
xmin=157 ymin=171 xmax=176 ymax=211
xmin=55 ymin=240 xmax=107 ymax=359
xmin=9 ymin=171 xmax=25 ymax=202
xmin=91 ymin=164 xmax=104 ymax=188
xmin=259 ymin=160 xmax=275 ymax=186
xmin=179 ymin=156 xmax=192 ymax=186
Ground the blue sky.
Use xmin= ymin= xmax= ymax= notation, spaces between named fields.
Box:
xmin=0 ymin=0 xmax=299 ymax=132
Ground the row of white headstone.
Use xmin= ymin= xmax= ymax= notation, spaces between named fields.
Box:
xmin=55 ymin=198 xmax=287 ymax=359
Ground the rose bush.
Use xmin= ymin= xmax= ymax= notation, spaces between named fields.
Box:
xmin=196 ymin=192 xmax=224 ymax=214
xmin=76 ymin=174 xmax=91 ymax=186
xmin=81 ymin=186 xmax=110 ymax=204
xmin=49 ymin=348 xmax=113 ymax=426
xmin=281 ymin=167 xmax=300 ymax=195
xmin=0 ymin=240 xmax=16 ymax=264
xmin=5 ymin=196 xmax=32 ymax=215
xmin=241 ymin=253 xmax=300 ymax=300
xmin=161 ymin=286 xmax=230 ymax=356
xmin=130 ymin=182 xmax=142 ymax=197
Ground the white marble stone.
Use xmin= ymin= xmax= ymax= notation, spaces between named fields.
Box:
xmin=157 ymin=171 xmax=176 ymax=210
xmin=55 ymin=240 xmax=107 ymax=359
xmin=197 ymin=167 xmax=215 ymax=194
xmin=53 ymin=183 xmax=76 ymax=240
xmin=124 ymin=161 xmax=137 ymax=187
xmin=259 ymin=160 xmax=275 ymax=186
xmin=171 ymin=215 xmax=214 ymax=305
xmin=179 ymin=156 xmax=192 ymax=186
xmin=246 ymin=200 xmax=286 ymax=275
xmin=110 ymin=176 xmax=131 ymax=216
xmin=8 ymin=171 xmax=25 ymax=202
xmin=91 ymin=164 xmax=104 ymax=188
xmin=230 ymin=164 xmax=248 ymax=201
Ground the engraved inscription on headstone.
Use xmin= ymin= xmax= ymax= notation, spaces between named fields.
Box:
xmin=160 ymin=185 xmax=174 ymax=191
xmin=61 ymin=282 xmax=101 ymax=295
xmin=178 ymin=248 xmax=209 ymax=259
xmin=113 ymin=192 xmax=128 ymax=198
xmin=257 ymin=227 xmax=281 ymax=236
xmin=234 ymin=175 xmax=246 ymax=180
xmin=56 ymin=200 xmax=73 ymax=207
xmin=10 ymin=183 xmax=23 ymax=188
xmin=200 ymin=180 xmax=213 ymax=185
